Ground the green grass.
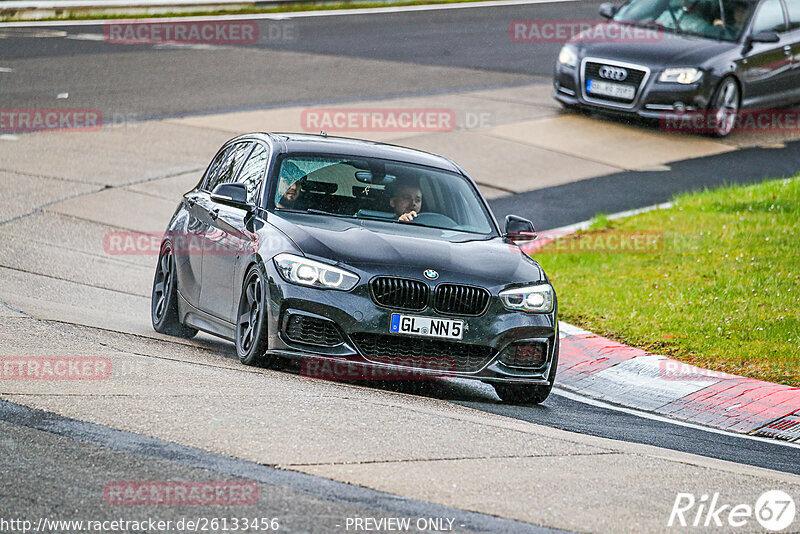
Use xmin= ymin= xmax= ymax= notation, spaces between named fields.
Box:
xmin=536 ymin=177 xmax=800 ymax=387
xmin=0 ymin=0 xmax=494 ymax=22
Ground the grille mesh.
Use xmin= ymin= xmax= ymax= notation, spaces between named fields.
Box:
xmin=584 ymin=61 xmax=647 ymax=104
xmin=433 ymin=284 xmax=490 ymax=316
xmin=284 ymin=314 xmax=343 ymax=346
xmin=370 ymin=277 xmax=429 ymax=311
xmin=350 ymin=332 xmax=494 ymax=373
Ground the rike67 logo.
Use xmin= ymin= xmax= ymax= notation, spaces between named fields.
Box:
xmin=668 ymin=490 xmax=796 ymax=531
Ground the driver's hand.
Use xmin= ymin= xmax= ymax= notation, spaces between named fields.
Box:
xmin=713 ymin=18 xmax=723 ymax=26
xmin=398 ymin=211 xmax=418 ymax=222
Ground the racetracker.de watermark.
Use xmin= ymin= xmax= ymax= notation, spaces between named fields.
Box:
xmin=301 ymin=108 xmax=457 ymax=133
xmin=661 ymin=110 xmax=800 ymax=135
xmin=529 ymin=231 xmax=663 ymax=254
xmin=1 ymin=356 xmax=111 ymax=380
xmin=104 ymin=231 xmax=259 ymax=256
xmin=658 ymin=360 xmax=729 ymax=382
xmin=103 ymin=21 xmax=259 ymax=44
xmin=509 ymin=20 xmax=662 ymax=43
xmin=104 ymin=482 xmax=259 ymax=506
xmin=301 ymin=358 xmax=456 ymax=381
xmin=0 ymin=109 xmax=102 ymax=133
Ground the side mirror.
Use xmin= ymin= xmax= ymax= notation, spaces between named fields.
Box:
xmin=749 ymin=30 xmax=780 ymax=44
xmin=504 ymin=215 xmax=537 ymax=242
xmin=210 ymin=183 xmax=252 ymax=210
xmin=598 ymin=2 xmax=617 ymax=19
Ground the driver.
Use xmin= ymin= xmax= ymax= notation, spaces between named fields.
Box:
xmin=276 ymin=161 xmax=306 ymax=210
xmin=716 ymin=1 xmax=751 ymax=32
xmin=388 ymin=179 xmax=423 ymax=222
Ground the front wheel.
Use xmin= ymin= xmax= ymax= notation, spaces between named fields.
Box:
xmin=151 ymin=242 xmax=198 ymax=339
xmin=493 ymin=341 xmax=559 ymax=404
xmin=236 ymin=264 xmax=275 ymax=367
xmin=708 ymin=77 xmax=740 ymax=138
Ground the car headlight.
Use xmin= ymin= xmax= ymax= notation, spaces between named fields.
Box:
xmin=274 ymin=253 xmax=359 ymax=291
xmin=659 ymin=68 xmax=703 ymax=84
xmin=557 ymin=45 xmax=578 ymax=68
xmin=499 ymin=284 xmax=554 ymax=313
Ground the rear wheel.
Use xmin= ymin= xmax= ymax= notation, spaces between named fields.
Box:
xmin=493 ymin=341 xmax=559 ymax=404
xmin=236 ymin=264 xmax=275 ymax=367
xmin=151 ymin=242 xmax=198 ymax=338
xmin=708 ymin=77 xmax=740 ymax=138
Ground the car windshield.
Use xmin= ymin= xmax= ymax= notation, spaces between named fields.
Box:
xmin=614 ymin=0 xmax=757 ymax=41
xmin=271 ymin=154 xmax=496 ymax=235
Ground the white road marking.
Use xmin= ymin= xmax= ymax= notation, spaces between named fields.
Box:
xmin=553 ymin=387 xmax=800 ymax=450
xmin=57 ymin=92 xmax=69 ymax=99
xmin=0 ymin=67 xmax=14 ymax=72
xmin=65 ymin=32 xmax=105 ymax=40
xmin=0 ymin=0 xmax=579 ymax=27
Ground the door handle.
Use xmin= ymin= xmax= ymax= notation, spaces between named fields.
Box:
xmin=210 ymin=208 xmax=219 ymax=221
xmin=785 ymin=45 xmax=792 ymax=54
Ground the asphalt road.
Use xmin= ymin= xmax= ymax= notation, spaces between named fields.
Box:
xmin=0 ymin=1 xmax=599 ymax=118
xmin=2 ymin=1 xmax=799 ymax=530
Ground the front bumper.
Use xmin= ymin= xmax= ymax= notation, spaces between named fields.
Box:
xmin=553 ymin=60 xmax=714 ymax=120
xmin=263 ymin=261 xmax=558 ymax=386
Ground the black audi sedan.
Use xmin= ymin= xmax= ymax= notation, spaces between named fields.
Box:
xmin=554 ymin=0 xmax=800 ymax=136
xmin=151 ymin=133 xmax=559 ymax=404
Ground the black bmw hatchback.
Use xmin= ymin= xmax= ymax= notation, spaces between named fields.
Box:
xmin=554 ymin=0 xmax=800 ymax=136
xmin=151 ymin=133 xmax=559 ymax=404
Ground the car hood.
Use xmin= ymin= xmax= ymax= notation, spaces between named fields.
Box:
xmin=572 ymin=24 xmax=737 ymax=67
xmin=269 ymin=213 xmax=544 ymax=285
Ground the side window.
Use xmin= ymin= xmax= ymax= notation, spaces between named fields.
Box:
xmin=788 ymin=0 xmax=800 ymax=30
xmin=236 ymin=143 xmax=269 ymax=205
xmin=207 ymin=142 xmax=252 ymax=192
xmin=202 ymin=145 xmax=233 ymax=191
xmin=751 ymin=0 xmax=787 ymax=33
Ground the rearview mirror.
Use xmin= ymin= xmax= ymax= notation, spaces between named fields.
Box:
xmin=749 ymin=30 xmax=780 ymax=44
xmin=598 ymin=2 xmax=617 ymax=19
xmin=504 ymin=215 xmax=537 ymax=242
xmin=210 ymin=183 xmax=252 ymax=210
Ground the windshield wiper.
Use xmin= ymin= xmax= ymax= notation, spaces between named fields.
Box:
xmin=615 ymin=18 xmax=678 ymax=35
xmin=276 ymin=207 xmax=349 ymax=218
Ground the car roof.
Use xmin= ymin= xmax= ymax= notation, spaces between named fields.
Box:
xmin=242 ymin=132 xmax=463 ymax=174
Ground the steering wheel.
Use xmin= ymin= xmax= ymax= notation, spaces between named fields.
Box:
xmin=411 ymin=212 xmax=458 ymax=227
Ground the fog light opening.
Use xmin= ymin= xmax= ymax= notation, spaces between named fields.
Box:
xmin=499 ymin=341 xmax=548 ymax=369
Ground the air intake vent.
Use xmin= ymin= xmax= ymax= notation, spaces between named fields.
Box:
xmin=433 ymin=284 xmax=490 ymax=316
xmin=370 ymin=277 xmax=429 ymax=311
xmin=284 ymin=314 xmax=343 ymax=347
xmin=350 ymin=333 xmax=495 ymax=373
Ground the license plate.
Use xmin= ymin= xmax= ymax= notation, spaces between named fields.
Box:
xmin=389 ymin=313 xmax=464 ymax=340
xmin=586 ymin=79 xmax=636 ymax=100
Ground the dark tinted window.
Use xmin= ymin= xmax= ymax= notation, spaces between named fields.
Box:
xmin=751 ymin=0 xmax=787 ymax=33
xmin=236 ymin=143 xmax=269 ymax=205
xmin=205 ymin=142 xmax=252 ymax=192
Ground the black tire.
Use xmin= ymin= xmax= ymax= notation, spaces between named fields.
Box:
xmin=493 ymin=340 xmax=559 ymax=405
xmin=235 ymin=264 xmax=275 ymax=367
xmin=708 ymin=77 xmax=740 ymax=138
xmin=151 ymin=242 xmax=198 ymax=339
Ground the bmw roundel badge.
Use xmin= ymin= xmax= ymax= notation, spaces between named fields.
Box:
xmin=424 ymin=269 xmax=439 ymax=280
